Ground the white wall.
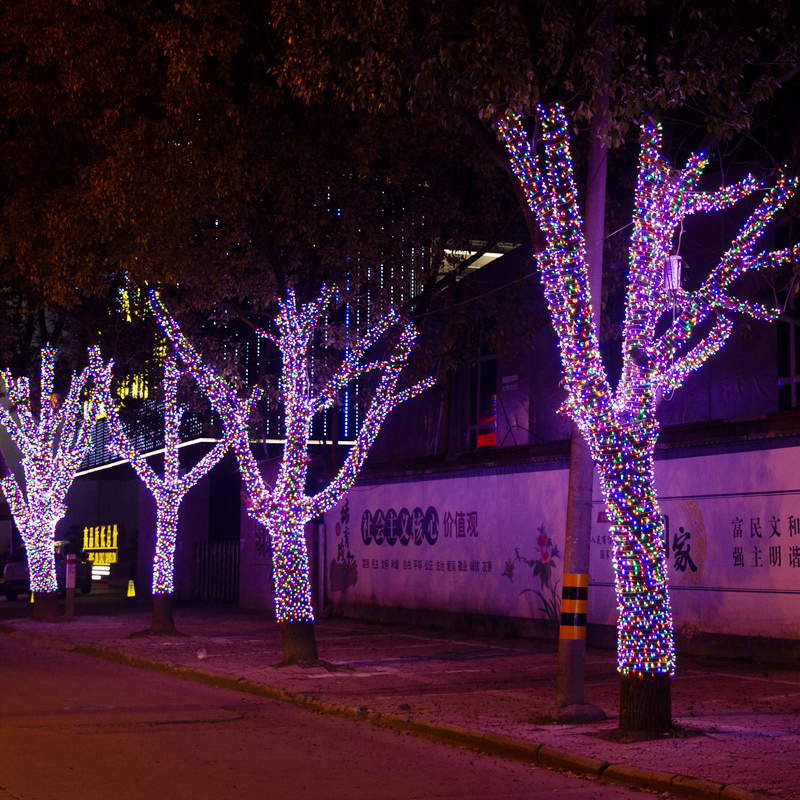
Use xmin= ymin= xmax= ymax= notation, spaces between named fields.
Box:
xmin=325 ymin=439 xmax=800 ymax=642
xmin=590 ymin=442 xmax=800 ymax=641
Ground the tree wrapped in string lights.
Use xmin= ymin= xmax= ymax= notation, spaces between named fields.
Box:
xmin=0 ymin=347 xmax=100 ymax=620
xmin=90 ymin=350 xmax=229 ymax=634
xmin=498 ymin=105 xmax=797 ymax=732
xmin=151 ymin=287 xmax=431 ymax=661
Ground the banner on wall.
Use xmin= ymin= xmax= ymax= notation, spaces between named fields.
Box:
xmin=588 ymin=442 xmax=800 ymax=640
xmin=591 ymin=467 xmax=800 ymax=639
xmin=326 ymin=467 xmax=570 ymax=624
xmin=328 ymin=442 xmax=800 ymax=641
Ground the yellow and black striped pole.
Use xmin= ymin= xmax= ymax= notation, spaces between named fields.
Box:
xmin=560 ymin=572 xmax=589 ymax=640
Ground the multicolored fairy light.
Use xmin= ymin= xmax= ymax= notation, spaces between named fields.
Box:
xmin=150 ymin=287 xmax=431 ymax=623
xmin=498 ymin=105 xmax=797 ymax=677
xmin=90 ymin=350 xmax=229 ymax=595
xmin=0 ymin=347 xmax=100 ymax=593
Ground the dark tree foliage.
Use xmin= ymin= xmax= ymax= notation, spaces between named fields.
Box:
xmin=273 ymin=0 xmax=799 ymax=143
xmin=0 ymin=0 xmax=515 ymax=326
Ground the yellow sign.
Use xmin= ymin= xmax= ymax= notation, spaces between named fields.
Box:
xmin=127 ymin=580 xmax=135 ymax=598
xmin=83 ymin=525 xmax=119 ymax=551
xmin=83 ymin=525 xmax=119 ymax=568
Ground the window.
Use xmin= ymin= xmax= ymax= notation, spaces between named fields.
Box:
xmin=469 ymin=355 xmax=497 ymax=449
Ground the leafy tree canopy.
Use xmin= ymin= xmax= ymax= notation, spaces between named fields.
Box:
xmin=273 ymin=0 xmax=800 ymax=146
xmin=0 ymin=0 xmax=516 ymax=322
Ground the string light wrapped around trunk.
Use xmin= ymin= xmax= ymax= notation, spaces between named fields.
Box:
xmin=0 ymin=347 xmax=99 ymax=593
xmin=498 ymin=105 xmax=797 ymax=677
xmin=90 ymin=351 xmax=229 ymax=595
xmin=150 ymin=287 xmax=432 ymax=624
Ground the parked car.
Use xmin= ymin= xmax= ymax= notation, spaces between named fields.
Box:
xmin=3 ymin=540 xmax=93 ymax=600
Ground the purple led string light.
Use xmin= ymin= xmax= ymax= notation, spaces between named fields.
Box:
xmin=0 ymin=347 xmax=99 ymax=593
xmin=150 ymin=287 xmax=431 ymax=623
xmin=498 ymin=105 xmax=797 ymax=676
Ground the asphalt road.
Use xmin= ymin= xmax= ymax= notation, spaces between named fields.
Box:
xmin=0 ymin=633 xmax=649 ymax=800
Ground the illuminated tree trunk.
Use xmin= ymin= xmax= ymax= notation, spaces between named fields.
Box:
xmin=263 ymin=511 xmax=318 ymax=660
xmin=499 ymin=103 xmax=795 ymax=735
xmin=153 ymin=501 xmax=180 ymax=594
xmin=260 ymin=509 xmax=319 ymax=662
xmin=596 ymin=423 xmax=673 ymax=732
xmin=151 ymin=505 xmax=180 ymax=635
xmin=152 ymin=288 xmax=430 ymax=664
xmin=19 ymin=514 xmax=63 ymax=620
xmin=263 ymin=481 xmax=318 ymax=660
xmin=28 ymin=549 xmax=57 ymax=593
xmin=26 ymin=516 xmax=60 ymax=620
xmin=0 ymin=346 xmax=99 ymax=622
xmin=91 ymin=352 xmax=228 ymax=637
xmin=268 ymin=522 xmax=315 ymax=622
xmin=21 ymin=519 xmax=59 ymax=594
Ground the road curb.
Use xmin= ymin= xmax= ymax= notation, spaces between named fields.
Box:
xmin=602 ymin=764 xmax=675 ymax=795
xmin=1 ymin=625 xmax=772 ymax=800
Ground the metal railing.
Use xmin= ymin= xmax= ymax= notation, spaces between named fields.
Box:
xmin=194 ymin=541 xmax=239 ymax=603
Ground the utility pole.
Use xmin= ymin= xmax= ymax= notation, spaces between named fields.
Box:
xmin=551 ymin=29 xmax=611 ymax=724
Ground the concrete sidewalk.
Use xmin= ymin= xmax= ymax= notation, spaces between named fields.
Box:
xmin=2 ymin=603 xmax=797 ymax=800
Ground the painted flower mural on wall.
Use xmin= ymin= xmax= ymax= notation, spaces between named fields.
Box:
xmin=502 ymin=523 xmax=561 ymax=624
xmin=330 ymin=498 xmax=358 ymax=592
